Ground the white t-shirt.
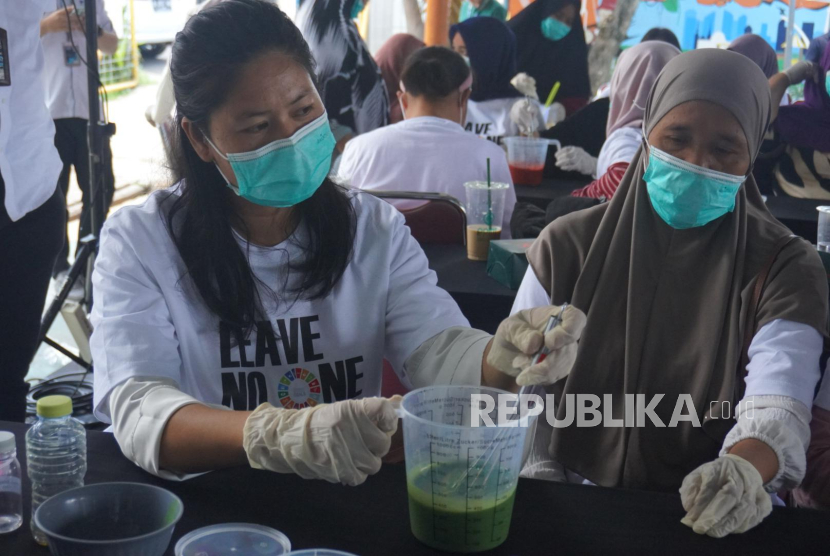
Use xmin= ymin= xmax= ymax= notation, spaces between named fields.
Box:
xmin=90 ymin=186 xmax=469 ymax=420
xmin=339 ymin=116 xmax=517 ymax=238
xmin=0 ymin=0 xmax=63 ymax=222
xmin=41 ymin=0 xmax=115 ymax=120
xmin=464 ymin=97 xmax=545 ymax=146
xmin=595 ymin=127 xmax=641 ymax=179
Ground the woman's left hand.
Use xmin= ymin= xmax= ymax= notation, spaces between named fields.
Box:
xmin=679 ymin=454 xmax=772 ymax=538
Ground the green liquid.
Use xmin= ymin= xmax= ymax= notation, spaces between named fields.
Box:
xmin=407 ymin=464 xmax=517 ymax=553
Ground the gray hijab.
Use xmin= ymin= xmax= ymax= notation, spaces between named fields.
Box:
xmin=527 ymin=49 xmax=828 ymax=491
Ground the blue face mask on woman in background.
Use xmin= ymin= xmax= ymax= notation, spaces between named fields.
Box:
xmin=541 ymin=17 xmax=571 ymax=42
xmin=350 ymin=0 xmax=364 ymax=19
xmin=206 ymin=112 xmax=336 ymax=208
xmin=643 ymin=142 xmax=745 ymax=229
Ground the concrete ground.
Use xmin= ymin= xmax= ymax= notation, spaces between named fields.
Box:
xmin=27 ymin=49 xmax=169 ymax=385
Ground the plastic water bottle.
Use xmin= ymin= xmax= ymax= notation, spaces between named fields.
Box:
xmin=25 ymin=395 xmax=87 ymax=545
xmin=0 ymin=431 xmax=22 ymax=534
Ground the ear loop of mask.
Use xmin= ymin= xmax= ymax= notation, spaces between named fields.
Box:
xmin=202 ymin=133 xmax=239 ymax=190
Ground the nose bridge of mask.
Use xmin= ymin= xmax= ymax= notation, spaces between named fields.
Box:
xmin=648 ymin=144 xmax=745 ymax=185
xmin=641 ymin=128 xmax=746 ymax=185
xmin=225 ymin=114 xmax=328 ymax=163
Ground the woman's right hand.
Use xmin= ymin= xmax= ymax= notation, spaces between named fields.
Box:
xmin=487 ymin=305 xmax=586 ymax=387
xmin=243 ymin=397 xmax=400 ymax=486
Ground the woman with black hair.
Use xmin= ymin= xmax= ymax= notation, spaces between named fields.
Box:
xmin=508 ymin=0 xmax=590 ymax=116
xmin=88 ymin=0 xmax=541 ymax=484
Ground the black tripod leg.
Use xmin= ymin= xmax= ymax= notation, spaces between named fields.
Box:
xmin=37 ymin=236 xmax=97 ymax=346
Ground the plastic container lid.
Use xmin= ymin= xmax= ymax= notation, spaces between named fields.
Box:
xmin=0 ymin=431 xmax=15 ymax=454
xmin=285 ymin=551 xmax=358 ymax=556
xmin=175 ymin=523 xmax=291 ymax=556
xmin=36 ymin=395 xmax=73 ymax=418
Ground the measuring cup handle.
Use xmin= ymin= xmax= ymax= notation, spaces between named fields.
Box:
xmin=546 ymin=139 xmax=561 ymax=151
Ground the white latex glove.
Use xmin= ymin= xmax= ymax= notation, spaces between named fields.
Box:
xmin=510 ymin=98 xmax=543 ymax=135
xmin=783 ymin=60 xmax=817 ymax=85
xmin=546 ymin=102 xmax=566 ymax=127
xmin=243 ymin=396 xmax=400 ymax=486
xmin=555 ymin=146 xmax=597 ymax=176
xmin=510 ymin=73 xmax=539 ymax=100
xmin=680 ymin=454 xmax=772 ymax=538
xmin=487 ymin=305 xmax=587 ymax=386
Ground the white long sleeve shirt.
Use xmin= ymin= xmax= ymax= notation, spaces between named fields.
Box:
xmin=0 ymin=0 xmax=63 ymax=221
xmin=40 ymin=0 xmax=116 ymax=120
xmin=91 ymin=186 xmax=472 ymax=421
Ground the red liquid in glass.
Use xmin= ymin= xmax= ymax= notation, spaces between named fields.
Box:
xmin=509 ymin=164 xmax=544 ymax=186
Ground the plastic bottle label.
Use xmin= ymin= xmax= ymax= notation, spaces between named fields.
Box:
xmin=0 ymin=476 xmax=21 ymax=494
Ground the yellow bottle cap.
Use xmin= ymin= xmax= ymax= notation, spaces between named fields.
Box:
xmin=36 ymin=395 xmax=73 ymax=419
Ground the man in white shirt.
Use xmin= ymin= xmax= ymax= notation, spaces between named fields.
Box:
xmin=40 ymin=0 xmax=118 ymax=297
xmin=339 ymin=46 xmax=516 ymax=238
xmin=0 ymin=1 xmax=65 ymax=421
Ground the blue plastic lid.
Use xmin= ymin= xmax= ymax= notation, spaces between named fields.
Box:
xmin=175 ymin=523 xmax=291 ymax=556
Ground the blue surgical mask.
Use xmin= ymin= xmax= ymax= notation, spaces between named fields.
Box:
xmin=206 ymin=112 xmax=335 ymax=208
xmin=462 ymin=55 xmax=471 ymax=67
xmin=351 ymin=0 xmax=364 ymax=19
xmin=825 ymin=73 xmax=830 ymax=97
xmin=541 ymin=17 xmax=571 ymax=41
xmin=643 ymin=143 xmax=745 ymax=229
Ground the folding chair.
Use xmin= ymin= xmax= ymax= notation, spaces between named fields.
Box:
xmin=366 ymin=191 xmax=467 ymax=245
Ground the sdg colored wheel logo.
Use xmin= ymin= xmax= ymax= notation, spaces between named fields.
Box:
xmin=277 ymin=367 xmax=322 ymax=409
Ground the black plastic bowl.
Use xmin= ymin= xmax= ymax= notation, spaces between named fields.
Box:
xmin=34 ymin=482 xmax=184 ymax=556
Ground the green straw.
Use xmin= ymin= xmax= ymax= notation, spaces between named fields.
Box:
xmin=545 ymin=81 xmax=561 ymax=108
xmin=485 ymin=158 xmax=493 ymax=231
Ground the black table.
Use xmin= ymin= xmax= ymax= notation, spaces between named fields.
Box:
xmin=3 ymin=422 xmax=829 ymax=556
xmin=515 ymin=178 xmax=590 ymax=210
xmin=422 ymin=244 xmax=516 ymax=334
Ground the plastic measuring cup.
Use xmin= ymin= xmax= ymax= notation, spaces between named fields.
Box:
xmin=503 ymin=137 xmax=560 ymax=186
xmin=398 ymin=385 xmax=533 ymax=553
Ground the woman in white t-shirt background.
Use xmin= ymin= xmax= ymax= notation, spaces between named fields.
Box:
xmin=450 ymin=16 xmax=544 ymax=145
xmin=90 ymin=0 xmax=564 ymax=485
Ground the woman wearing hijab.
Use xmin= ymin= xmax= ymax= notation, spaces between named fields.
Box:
xmin=489 ymin=49 xmax=828 ymax=537
xmin=728 ymin=34 xmax=779 ymax=80
xmin=570 ymin=40 xmax=679 ymax=199
xmin=296 ymin=0 xmax=388 ymax=135
xmin=374 ymin=33 xmax=425 ymax=125
xmin=764 ymin=40 xmax=830 ymax=199
xmin=727 ymin=34 xmax=786 ymax=195
xmin=450 ymin=17 xmax=543 ymax=144
xmin=507 ymin=0 xmax=590 ymax=116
